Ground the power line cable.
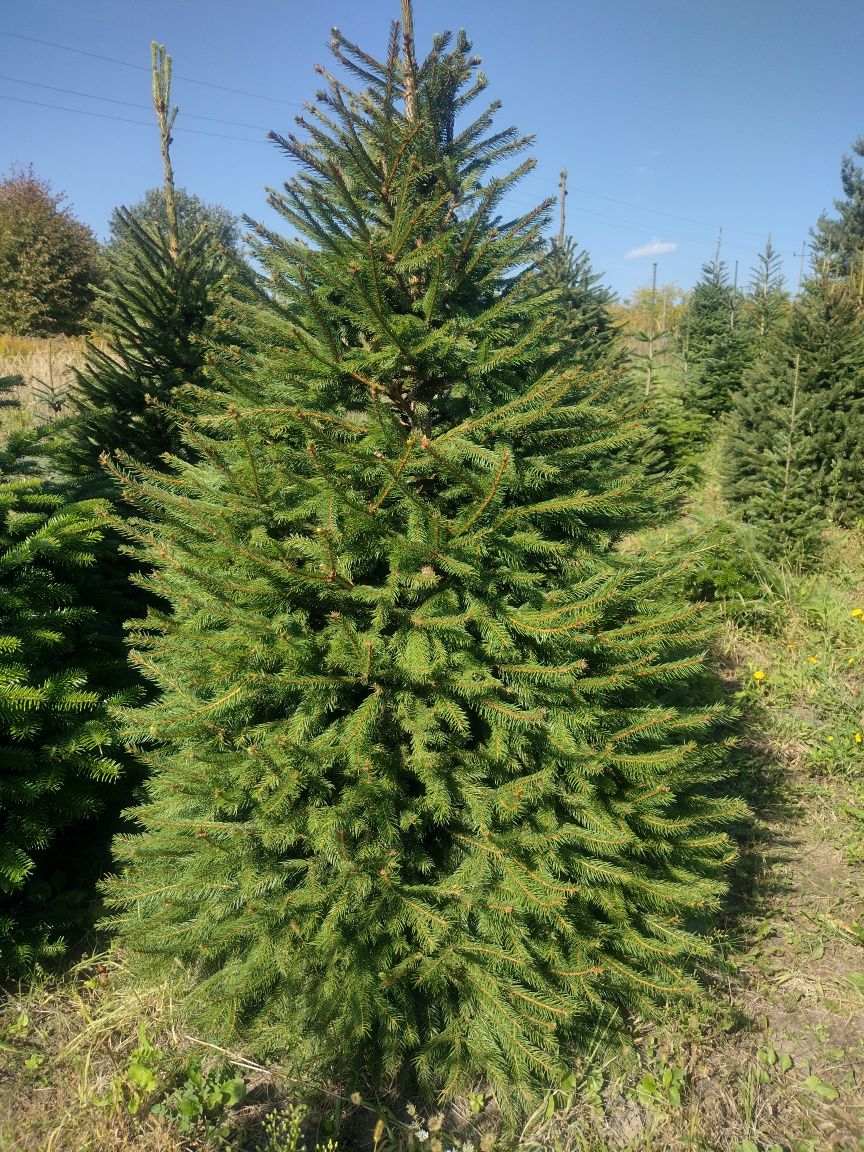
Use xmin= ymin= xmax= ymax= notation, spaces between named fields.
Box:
xmin=0 ymin=74 xmax=272 ymax=130
xmin=2 ymin=90 xmax=762 ymax=262
xmin=504 ymin=191 xmax=759 ymax=256
xmin=0 ymin=93 xmax=269 ymax=143
xmin=503 ymin=188 xmax=714 ymax=244
xmin=526 ymin=172 xmax=767 ymax=238
xmin=2 ymin=32 xmax=771 ymax=244
xmin=0 ymin=30 xmax=302 ymax=107
xmin=568 ymin=208 xmax=715 ymax=247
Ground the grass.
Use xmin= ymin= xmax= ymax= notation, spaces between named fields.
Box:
xmin=1 ymin=343 xmax=863 ymax=1150
xmin=0 ymin=955 xmax=183 ymax=1151
xmin=0 ymin=332 xmax=85 ymax=422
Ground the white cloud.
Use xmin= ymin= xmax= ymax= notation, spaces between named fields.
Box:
xmin=624 ymin=238 xmax=678 ymax=260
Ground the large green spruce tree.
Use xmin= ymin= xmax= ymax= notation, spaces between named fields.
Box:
xmin=105 ymin=11 xmax=741 ymax=1103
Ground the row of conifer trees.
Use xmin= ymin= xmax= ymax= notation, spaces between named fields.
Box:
xmin=1 ymin=2 xmax=859 ymax=1106
xmin=635 ymin=234 xmax=864 ymax=567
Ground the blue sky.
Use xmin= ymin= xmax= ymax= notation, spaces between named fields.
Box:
xmin=2 ymin=0 xmax=862 ymax=300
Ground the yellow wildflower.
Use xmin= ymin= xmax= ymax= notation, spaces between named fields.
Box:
xmin=752 ymin=669 xmax=767 ymax=681
xmin=849 ymin=657 xmax=855 ymax=665
xmin=807 ymin=656 xmax=820 ymax=664
xmin=851 ymin=608 xmax=863 ymax=618
xmin=828 ymin=735 xmax=834 ymax=742
xmin=856 ymin=732 xmax=863 ymax=744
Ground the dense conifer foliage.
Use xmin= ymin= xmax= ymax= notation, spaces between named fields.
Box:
xmin=535 ymin=235 xmax=622 ymax=374
xmin=811 ymin=137 xmax=864 ymax=278
xmin=679 ymin=257 xmax=751 ymax=421
xmin=724 ymin=275 xmax=864 ymax=566
xmin=0 ymin=382 xmax=128 ymax=974
xmin=59 ymin=211 xmax=231 ymax=498
xmin=103 ymin=15 xmax=740 ymax=1104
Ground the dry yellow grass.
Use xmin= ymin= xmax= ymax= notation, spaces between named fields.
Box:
xmin=0 ymin=333 xmax=86 ymax=421
xmin=0 ymin=956 xmax=187 ymax=1152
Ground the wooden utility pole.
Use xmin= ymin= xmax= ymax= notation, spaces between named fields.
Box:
xmin=730 ymin=258 xmax=739 ymax=330
xmin=819 ymin=238 xmax=833 ymax=285
xmin=151 ymin=42 xmax=179 ymax=260
xmin=781 ymin=352 xmax=801 ymax=508
xmin=401 ymin=0 xmax=419 ymax=122
xmin=645 ymin=261 xmax=658 ymax=397
xmin=793 ymin=241 xmax=808 ymax=290
xmin=558 ymin=169 xmax=568 ymax=247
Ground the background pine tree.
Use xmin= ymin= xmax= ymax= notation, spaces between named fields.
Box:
xmin=723 ymin=273 xmax=864 ymax=565
xmin=57 ymin=44 xmax=241 ymax=501
xmin=742 ymin=236 xmax=788 ymax=344
xmin=534 ymin=200 xmax=671 ymax=494
xmin=679 ymin=256 xmax=751 ymax=422
xmin=536 ymin=234 xmax=622 ymax=375
xmin=811 ymin=136 xmax=864 ymax=279
xmin=104 ymin=11 xmax=741 ymax=1105
xmin=798 ymin=277 xmax=864 ymax=529
xmin=58 ymin=210 xmax=229 ymax=496
xmin=724 ymin=339 xmax=823 ymax=567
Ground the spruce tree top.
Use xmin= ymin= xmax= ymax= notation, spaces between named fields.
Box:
xmin=534 ymin=235 xmax=622 ymax=376
xmin=233 ymin=14 xmax=662 ymax=539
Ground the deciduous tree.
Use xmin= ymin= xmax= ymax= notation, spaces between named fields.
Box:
xmin=0 ymin=167 xmax=101 ymax=337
